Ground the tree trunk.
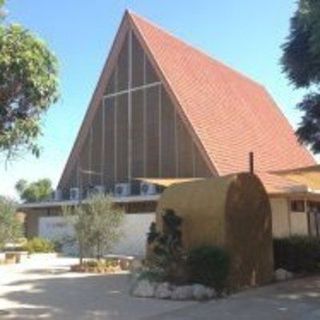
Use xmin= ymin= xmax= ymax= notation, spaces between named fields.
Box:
xmin=79 ymin=241 xmax=83 ymax=265
xmin=97 ymin=240 xmax=101 ymax=261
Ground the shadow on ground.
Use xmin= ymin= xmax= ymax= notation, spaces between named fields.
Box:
xmin=146 ymin=276 xmax=320 ymax=320
xmin=1 ymin=262 xmax=320 ymax=320
xmin=1 ymin=272 xmax=194 ymax=320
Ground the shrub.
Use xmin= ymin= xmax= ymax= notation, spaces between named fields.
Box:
xmin=137 ymin=268 xmax=167 ymax=283
xmin=186 ymin=245 xmax=230 ymax=294
xmin=63 ymin=194 xmax=124 ymax=264
xmin=22 ymin=237 xmax=55 ymax=254
xmin=0 ymin=197 xmax=22 ymax=249
xmin=273 ymin=236 xmax=320 ymax=273
xmin=146 ymin=209 xmax=187 ymax=284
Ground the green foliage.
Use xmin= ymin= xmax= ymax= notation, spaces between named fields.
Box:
xmin=146 ymin=209 xmax=186 ymax=284
xmin=63 ymin=194 xmax=125 ymax=263
xmin=0 ymin=21 xmax=59 ymax=159
xmin=52 ymin=239 xmax=64 ymax=253
xmin=186 ymin=245 xmax=230 ymax=294
xmin=22 ymin=237 xmax=54 ymax=254
xmin=146 ymin=212 xmax=231 ymax=291
xmin=137 ymin=268 xmax=167 ymax=283
xmin=146 ymin=222 xmax=159 ymax=244
xmin=148 ymin=209 xmax=183 ymax=257
xmin=0 ymin=0 xmax=6 ymax=21
xmin=295 ymin=93 xmax=320 ymax=153
xmin=0 ymin=197 xmax=22 ymax=249
xmin=15 ymin=178 xmax=53 ymax=202
xmin=273 ymin=236 xmax=320 ymax=273
xmin=281 ymin=0 xmax=320 ymax=152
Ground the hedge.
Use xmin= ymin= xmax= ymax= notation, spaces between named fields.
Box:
xmin=273 ymin=236 xmax=320 ymax=273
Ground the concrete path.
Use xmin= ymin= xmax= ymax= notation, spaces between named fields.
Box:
xmin=0 ymin=257 xmax=319 ymax=319
xmin=0 ymin=257 xmax=195 ymax=319
xmin=149 ymin=276 xmax=320 ymax=320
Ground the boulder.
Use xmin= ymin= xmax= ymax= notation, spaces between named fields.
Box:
xmin=171 ymin=285 xmax=193 ymax=300
xmin=132 ymin=280 xmax=155 ymax=298
xmin=192 ymin=284 xmax=216 ymax=300
xmin=275 ymin=268 xmax=293 ymax=281
xmin=205 ymin=287 xmax=216 ymax=299
xmin=155 ymin=282 xmax=172 ymax=299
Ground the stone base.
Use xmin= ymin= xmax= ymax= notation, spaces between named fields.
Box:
xmin=131 ymin=279 xmax=216 ymax=301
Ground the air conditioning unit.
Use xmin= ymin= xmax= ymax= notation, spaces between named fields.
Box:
xmin=140 ymin=182 xmax=157 ymax=196
xmin=114 ymin=183 xmax=131 ymax=197
xmin=69 ymin=187 xmax=80 ymax=201
xmin=53 ymin=189 xmax=62 ymax=201
xmin=86 ymin=185 xmax=105 ymax=198
xmin=94 ymin=185 xmax=105 ymax=194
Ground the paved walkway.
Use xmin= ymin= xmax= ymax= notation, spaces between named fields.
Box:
xmin=0 ymin=257 xmax=319 ymax=319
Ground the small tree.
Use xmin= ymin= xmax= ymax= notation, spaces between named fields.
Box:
xmin=0 ymin=197 xmax=22 ymax=249
xmin=15 ymin=178 xmax=53 ymax=203
xmin=63 ymin=194 xmax=124 ymax=264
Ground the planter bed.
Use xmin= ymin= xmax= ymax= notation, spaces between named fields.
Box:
xmin=3 ymin=251 xmax=29 ymax=264
xmin=70 ymin=255 xmax=134 ymax=274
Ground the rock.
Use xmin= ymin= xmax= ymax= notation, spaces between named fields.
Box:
xmin=171 ymin=285 xmax=193 ymax=300
xmin=275 ymin=268 xmax=293 ymax=281
xmin=192 ymin=284 xmax=208 ymax=300
xmin=132 ymin=280 xmax=156 ymax=298
xmin=205 ymin=287 xmax=216 ymax=299
xmin=192 ymin=284 xmax=216 ymax=300
xmin=155 ymin=282 xmax=172 ymax=299
xmin=275 ymin=268 xmax=287 ymax=281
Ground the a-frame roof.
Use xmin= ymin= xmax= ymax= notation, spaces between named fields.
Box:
xmin=129 ymin=12 xmax=315 ymax=174
xmin=59 ymin=11 xmax=315 ymax=187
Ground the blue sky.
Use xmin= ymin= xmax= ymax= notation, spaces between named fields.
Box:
xmin=0 ymin=0 xmax=312 ymax=199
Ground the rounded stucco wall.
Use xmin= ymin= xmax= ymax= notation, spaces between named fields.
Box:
xmin=224 ymin=173 xmax=273 ymax=288
xmin=156 ymin=173 xmax=273 ymax=289
xmin=156 ymin=176 xmax=235 ymax=248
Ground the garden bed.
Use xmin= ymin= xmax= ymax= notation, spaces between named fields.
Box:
xmin=70 ymin=255 xmax=134 ymax=274
xmin=0 ymin=251 xmax=28 ymax=264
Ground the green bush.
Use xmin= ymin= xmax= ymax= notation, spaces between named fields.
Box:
xmin=146 ymin=209 xmax=186 ymax=284
xmin=137 ymin=268 xmax=167 ymax=283
xmin=186 ymin=245 xmax=230 ymax=294
xmin=22 ymin=237 xmax=55 ymax=254
xmin=274 ymin=236 xmax=320 ymax=273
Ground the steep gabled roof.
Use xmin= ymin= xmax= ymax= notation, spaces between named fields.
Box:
xmin=129 ymin=12 xmax=315 ymax=175
xmin=59 ymin=11 xmax=315 ymax=187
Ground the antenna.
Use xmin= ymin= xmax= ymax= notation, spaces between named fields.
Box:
xmin=249 ymin=152 xmax=254 ymax=174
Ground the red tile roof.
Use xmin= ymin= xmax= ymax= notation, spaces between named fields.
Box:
xmin=129 ymin=12 xmax=315 ymax=175
xmin=256 ymin=172 xmax=307 ymax=194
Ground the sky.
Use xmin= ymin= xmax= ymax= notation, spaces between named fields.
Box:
xmin=0 ymin=0 xmax=313 ymax=199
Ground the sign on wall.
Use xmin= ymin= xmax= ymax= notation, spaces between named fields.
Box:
xmin=39 ymin=213 xmax=155 ymax=257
